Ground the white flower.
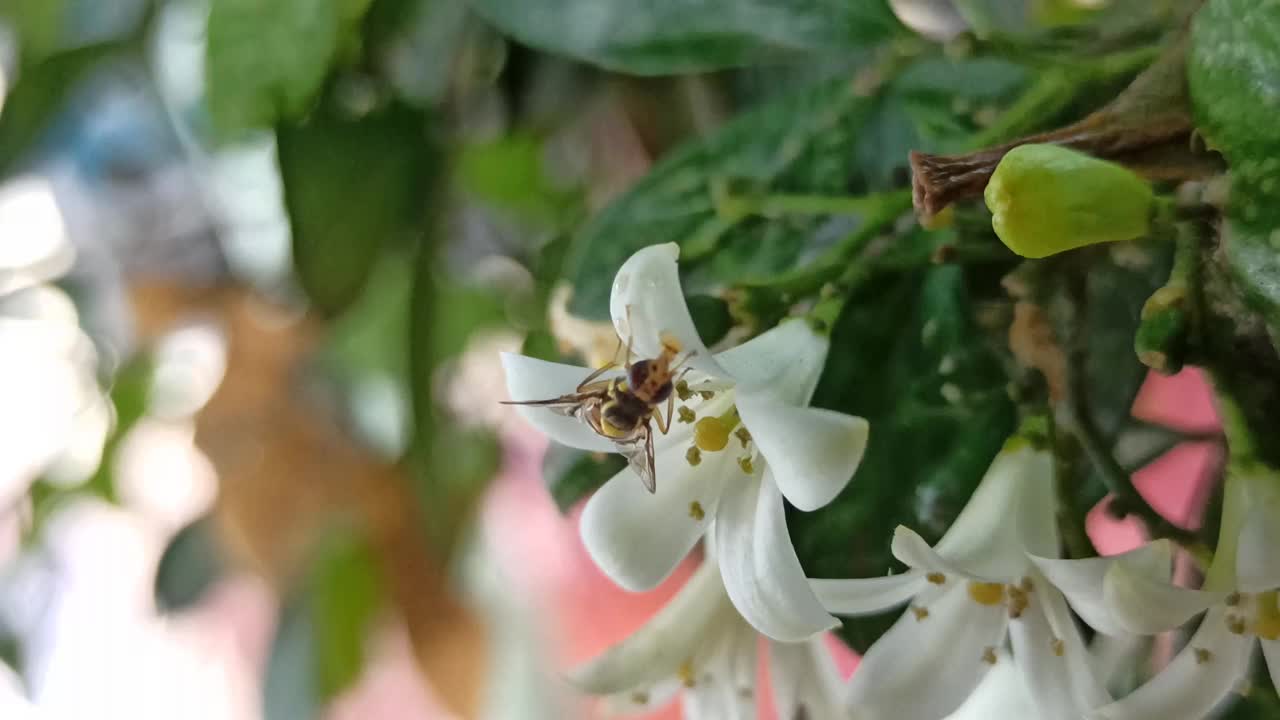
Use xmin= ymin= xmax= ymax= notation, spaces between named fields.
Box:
xmin=501 ymin=243 xmax=869 ymax=642
xmin=571 ymin=557 xmax=846 ymax=720
xmin=810 ymin=441 xmax=1111 ymax=720
xmin=1049 ymin=471 xmax=1280 ymax=720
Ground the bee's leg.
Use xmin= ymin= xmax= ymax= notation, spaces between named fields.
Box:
xmin=576 ymin=361 xmax=618 ymax=392
xmin=653 ymin=402 xmax=670 ymax=435
xmin=623 ymin=304 xmax=635 ymax=369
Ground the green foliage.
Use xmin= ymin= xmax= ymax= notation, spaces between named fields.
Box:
xmin=469 ymin=0 xmax=900 ymax=75
xmin=206 ymin=0 xmax=374 ymax=135
xmin=279 ymin=100 xmax=434 ymax=315
xmin=155 ymin=515 xmax=225 ymax=612
xmin=793 ymin=256 xmax=1016 ymax=650
xmin=565 ymin=78 xmax=876 ymax=318
xmin=457 ymin=133 xmax=578 ymax=229
xmin=543 ymin=445 xmax=626 ymax=512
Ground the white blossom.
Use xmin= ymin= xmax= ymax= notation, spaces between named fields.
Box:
xmin=810 ymin=441 xmax=1110 ymax=720
xmin=571 ymin=558 xmax=845 ymax=720
xmin=502 ymin=243 xmax=868 ymax=641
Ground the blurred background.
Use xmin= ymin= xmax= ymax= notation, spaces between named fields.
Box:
xmin=0 ymin=1 xmax=1224 ymax=719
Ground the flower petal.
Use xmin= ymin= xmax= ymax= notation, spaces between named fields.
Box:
xmin=1236 ymin=508 xmax=1280 ymax=593
xmin=846 ymin=584 xmax=1010 ymax=720
xmin=683 ymin=619 xmax=757 ymax=720
xmin=1102 ymin=558 xmax=1221 ymax=635
xmin=811 ymin=571 xmax=929 ymax=616
xmin=715 ymin=472 xmax=840 ymax=641
xmin=892 ymin=526 xmax=993 ymax=581
xmin=1009 ymin=587 xmax=1109 ymax=720
xmin=735 ymin=392 xmax=867 ymax=512
xmin=601 ymin=677 xmax=682 ymax=715
xmin=1087 ymin=608 xmax=1253 ymax=720
xmin=1030 ymin=540 xmax=1175 ymax=636
xmin=769 ymin=637 xmax=845 ymax=720
xmin=714 ymin=320 xmax=829 ymax=404
xmin=499 ymin=352 xmax=617 ymax=452
xmin=934 ymin=445 xmax=1052 ymax=577
xmin=570 ymin=561 xmax=730 ymax=694
xmin=581 ymin=443 xmax=733 ymax=591
xmin=609 ymin=244 xmax=726 ymax=378
xmin=944 ymin=651 xmax=1036 ymax=720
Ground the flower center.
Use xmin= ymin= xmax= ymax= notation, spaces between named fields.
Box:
xmin=678 ymin=392 xmax=758 ymax=474
xmin=1254 ymin=591 xmax=1280 ymax=640
xmin=965 ymin=578 xmax=1035 ymax=618
xmin=967 ymin=582 xmax=1005 ymax=606
xmin=1221 ymin=590 xmax=1280 ymax=640
xmin=694 ymin=408 xmax=740 ymax=452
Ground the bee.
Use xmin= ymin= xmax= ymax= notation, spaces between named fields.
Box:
xmin=505 ymin=332 xmax=688 ymax=493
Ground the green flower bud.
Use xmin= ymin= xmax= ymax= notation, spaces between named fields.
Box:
xmin=985 ymin=144 xmax=1155 ymax=259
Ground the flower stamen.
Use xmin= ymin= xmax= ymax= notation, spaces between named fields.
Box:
xmin=981 ymin=647 xmax=998 ymax=665
xmin=1193 ymin=647 xmax=1213 ymax=665
xmin=911 ymin=606 xmax=929 ymax=621
xmin=967 ymin=582 xmax=1005 ymax=607
xmin=686 ymin=446 xmax=703 ymax=466
xmin=738 ymin=455 xmax=755 ymax=475
xmin=678 ymin=406 xmax=697 ymax=424
xmin=689 ymin=501 xmax=706 ymax=521
xmin=926 ymin=572 xmax=946 ymax=585
xmin=678 ymin=660 xmax=697 ymax=688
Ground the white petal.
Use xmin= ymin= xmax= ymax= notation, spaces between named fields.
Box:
xmin=889 ymin=0 xmax=969 ymax=42
xmin=715 ymin=319 xmax=829 ymax=404
xmin=715 ymin=472 xmax=840 ymax=642
xmin=1261 ymin=639 xmax=1280 ymax=700
xmin=735 ymin=392 xmax=867 ymax=512
xmin=769 ymin=637 xmax=845 ymax=720
xmin=570 ymin=561 xmax=730 ymax=694
xmin=499 ymin=352 xmax=616 ymax=452
xmin=683 ymin=620 xmax=757 ymax=720
xmin=1087 ymin=608 xmax=1253 ymax=720
xmin=609 ymin=243 xmax=727 ymax=379
xmin=934 ymin=445 xmax=1051 ymax=577
xmin=602 ymin=677 xmax=682 ymax=715
xmin=1009 ymin=588 xmax=1109 ymax=720
xmin=811 ymin=571 xmax=930 ymax=616
xmin=1102 ymin=559 xmax=1221 ymax=635
xmin=892 ymin=526 xmax=999 ymax=582
xmin=581 ymin=443 xmax=733 ymax=591
xmin=944 ymin=652 xmax=1036 ymax=720
xmin=846 ymin=584 xmax=1010 ymax=720
xmin=1030 ymin=541 xmax=1174 ymax=636
xmin=1236 ymin=508 xmax=1280 ymax=592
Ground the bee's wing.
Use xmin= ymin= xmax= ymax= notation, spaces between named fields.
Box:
xmin=614 ymin=425 xmax=656 ymax=494
xmin=501 ymin=391 xmax=604 ymax=418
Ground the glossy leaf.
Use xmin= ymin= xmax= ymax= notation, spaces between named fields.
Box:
xmin=206 ymin=0 xmax=373 ymax=135
xmin=565 ymin=78 xmax=876 ymax=319
xmin=309 ymin=528 xmax=383 ymax=699
xmin=790 ymin=253 xmax=1016 ymax=651
xmin=279 ymin=101 xmax=433 ymax=315
xmin=155 ymin=515 xmax=225 ymax=612
xmin=469 ymin=0 xmax=901 ymax=75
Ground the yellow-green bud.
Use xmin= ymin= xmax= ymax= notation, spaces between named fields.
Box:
xmin=985 ymin=144 xmax=1154 ymax=259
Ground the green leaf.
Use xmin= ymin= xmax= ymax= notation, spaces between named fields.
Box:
xmin=469 ymin=0 xmax=900 ymax=75
xmin=565 ymin=78 xmax=877 ymax=319
xmin=457 ymin=133 xmax=578 ymax=229
xmin=790 ymin=257 xmax=1016 ymax=651
xmin=279 ymin=100 xmax=433 ymax=315
xmin=543 ymin=445 xmax=626 ymax=512
xmin=263 ymin=601 xmax=320 ymax=720
xmin=309 ymin=528 xmax=383 ymax=699
xmin=155 ymin=515 xmax=225 ymax=612
xmin=206 ymin=0 xmax=372 ymax=135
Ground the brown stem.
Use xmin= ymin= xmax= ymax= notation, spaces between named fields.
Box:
xmin=911 ymin=112 xmax=1193 ymax=218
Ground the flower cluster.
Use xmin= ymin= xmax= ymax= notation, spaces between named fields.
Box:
xmin=501 ymin=243 xmax=1243 ymax=719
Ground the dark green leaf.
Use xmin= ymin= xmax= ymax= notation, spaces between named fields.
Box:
xmin=263 ymin=601 xmax=320 ymax=720
xmin=790 ymin=257 xmax=1016 ymax=651
xmin=543 ymin=445 xmax=626 ymax=512
xmin=309 ymin=528 xmax=383 ymax=699
xmin=206 ymin=0 xmax=373 ymax=135
xmin=470 ymin=0 xmax=900 ymax=75
xmin=155 ymin=515 xmax=225 ymax=612
xmin=686 ymin=294 xmax=732 ymax=347
xmin=457 ymin=133 xmax=577 ymax=229
xmin=566 ymin=78 xmax=876 ymax=319
xmin=279 ymin=101 xmax=433 ymax=314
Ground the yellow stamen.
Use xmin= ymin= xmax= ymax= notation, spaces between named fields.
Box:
xmin=676 ymin=380 xmax=693 ymax=401
xmin=1226 ymin=591 xmax=1242 ymax=607
xmin=1253 ymin=591 xmax=1280 ymax=640
xmin=689 ymin=501 xmax=706 ymax=521
xmin=967 ymin=582 xmax=1005 ymax=606
xmin=630 ymin=691 xmax=649 ymax=705
xmin=734 ymin=427 xmax=752 ymax=448
xmin=981 ymin=647 xmax=998 ymax=665
xmin=1193 ymin=647 xmax=1212 ymax=665
xmin=1051 ymin=638 xmax=1064 ymax=657
xmin=1007 ymin=586 xmax=1029 ymax=619
xmin=926 ymin=572 xmax=946 ymax=585
xmin=911 ymin=606 xmax=929 ymax=621
xmin=678 ymin=660 xmax=696 ymax=688
xmin=699 ymin=390 xmax=715 ymax=400
xmin=738 ymin=456 xmax=755 ymax=475
xmin=686 ymin=446 xmax=703 ymax=466
xmin=1227 ymin=615 xmax=1247 ymax=635
xmin=677 ymin=406 xmax=697 ymax=424
xmin=694 ymin=417 xmax=731 ymax=452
